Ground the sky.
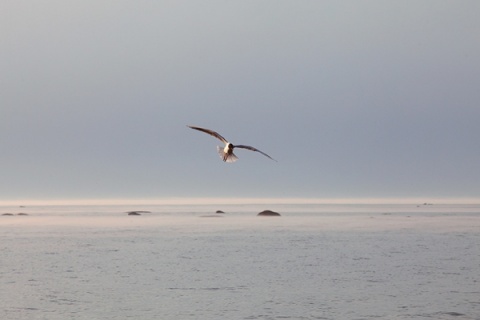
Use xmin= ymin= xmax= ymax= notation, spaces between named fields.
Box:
xmin=1 ymin=1 xmax=480 ymax=204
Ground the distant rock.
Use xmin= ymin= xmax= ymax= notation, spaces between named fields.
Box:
xmin=2 ymin=213 xmax=14 ymax=216
xmin=126 ymin=211 xmax=150 ymax=215
xmin=17 ymin=213 xmax=29 ymax=216
xmin=257 ymin=210 xmax=281 ymax=217
xmin=215 ymin=210 xmax=225 ymax=214
xmin=200 ymin=214 xmax=224 ymax=218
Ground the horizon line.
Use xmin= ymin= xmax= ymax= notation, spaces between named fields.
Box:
xmin=1 ymin=197 xmax=479 ymax=206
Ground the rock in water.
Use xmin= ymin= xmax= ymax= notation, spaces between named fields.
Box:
xmin=127 ymin=211 xmax=142 ymax=216
xmin=257 ymin=210 xmax=281 ymax=217
xmin=215 ymin=210 xmax=225 ymax=214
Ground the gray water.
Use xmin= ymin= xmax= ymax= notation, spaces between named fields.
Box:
xmin=1 ymin=204 xmax=479 ymax=319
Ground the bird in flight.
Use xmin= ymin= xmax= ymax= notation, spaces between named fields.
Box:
xmin=187 ymin=125 xmax=276 ymax=163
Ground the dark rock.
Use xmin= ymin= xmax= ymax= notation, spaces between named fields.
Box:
xmin=215 ymin=210 xmax=225 ymax=214
xmin=17 ymin=213 xmax=29 ymax=216
xmin=2 ymin=213 xmax=14 ymax=216
xmin=257 ymin=210 xmax=281 ymax=217
xmin=127 ymin=212 xmax=142 ymax=216
xmin=126 ymin=211 xmax=151 ymax=214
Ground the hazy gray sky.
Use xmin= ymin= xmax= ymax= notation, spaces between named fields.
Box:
xmin=2 ymin=1 xmax=480 ymax=203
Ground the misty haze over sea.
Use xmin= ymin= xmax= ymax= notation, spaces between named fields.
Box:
xmin=3 ymin=2 xmax=479 ymax=319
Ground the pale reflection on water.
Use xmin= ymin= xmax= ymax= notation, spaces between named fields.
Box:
xmin=1 ymin=204 xmax=479 ymax=320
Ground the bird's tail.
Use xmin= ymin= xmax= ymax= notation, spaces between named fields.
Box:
xmin=217 ymin=146 xmax=238 ymax=163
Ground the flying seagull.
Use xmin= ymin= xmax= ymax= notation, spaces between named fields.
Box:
xmin=187 ymin=125 xmax=276 ymax=163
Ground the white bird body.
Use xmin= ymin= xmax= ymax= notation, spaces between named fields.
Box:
xmin=217 ymin=144 xmax=238 ymax=163
xmin=188 ymin=125 xmax=276 ymax=163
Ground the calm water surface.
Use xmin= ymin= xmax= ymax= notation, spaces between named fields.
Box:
xmin=1 ymin=204 xmax=479 ymax=320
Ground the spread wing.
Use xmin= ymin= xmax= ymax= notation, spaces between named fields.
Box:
xmin=187 ymin=126 xmax=228 ymax=144
xmin=234 ymin=145 xmax=277 ymax=162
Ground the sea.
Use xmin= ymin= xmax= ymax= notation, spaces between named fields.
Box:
xmin=1 ymin=203 xmax=479 ymax=320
